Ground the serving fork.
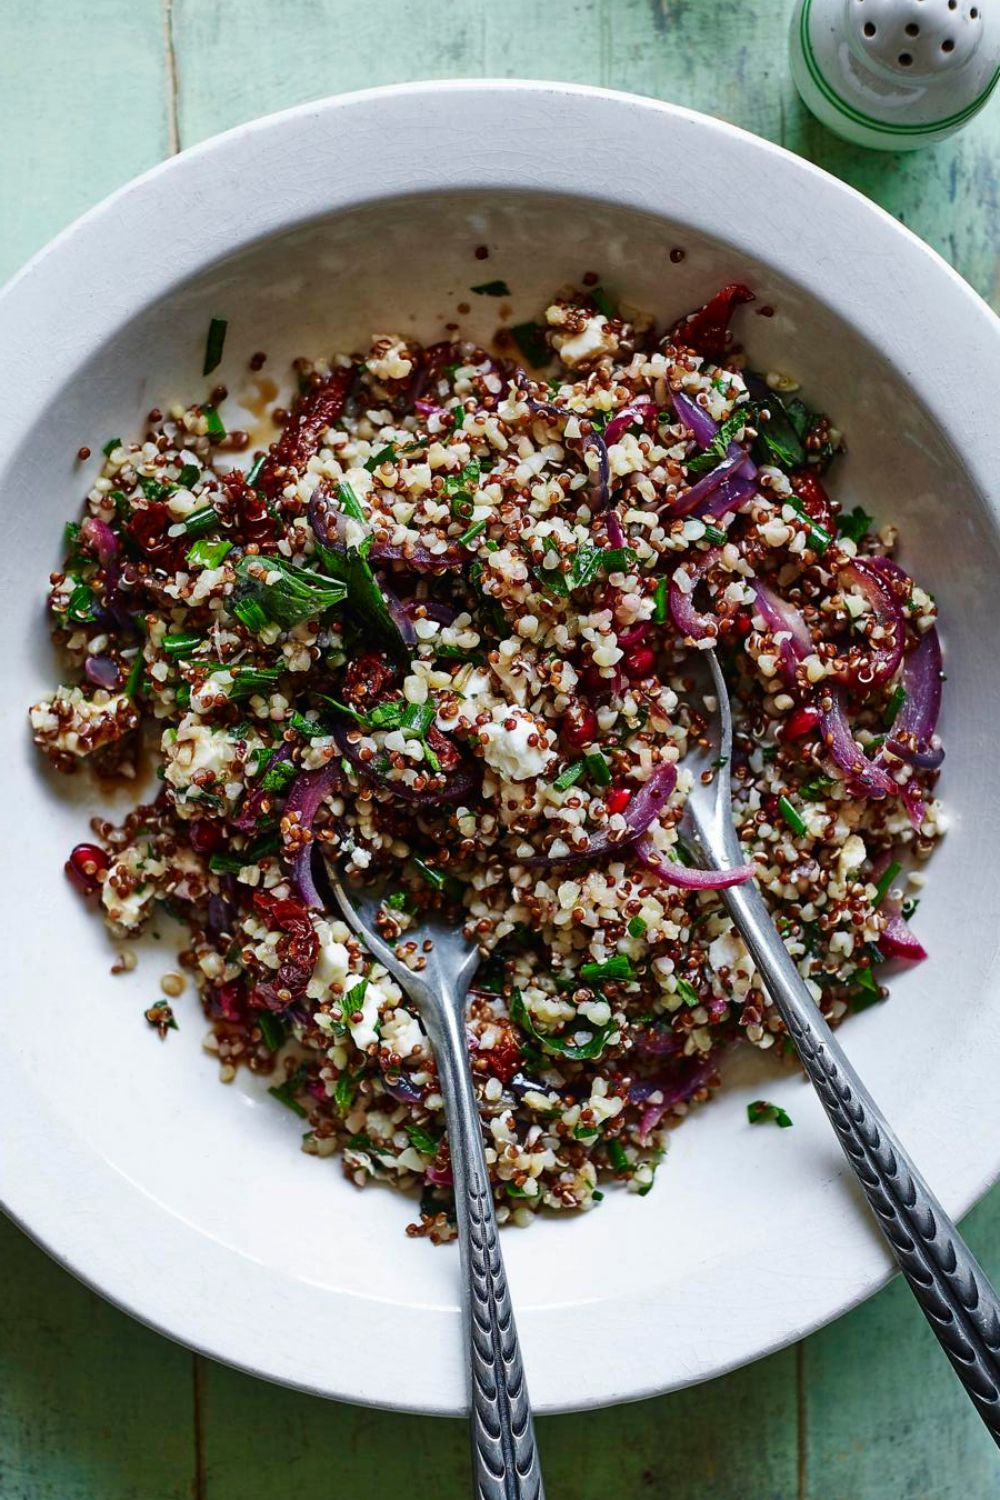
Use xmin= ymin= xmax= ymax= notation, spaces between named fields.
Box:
xmin=683 ymin=648 xmax=1000 ymax=1447
xmin=329 ymin=871 xmax=545 ymax=1500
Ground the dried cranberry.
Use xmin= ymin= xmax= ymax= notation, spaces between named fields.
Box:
xmin=257 ymin=366 xmax=355 ymax=497
xmin=188 ymin=819 xmax=224 ymax=854
xmin=252 ymin=890 xmax=319 ymax=1002
xmin=780 ymin=703 xmax=822 ymax=742
xmin=623 ymin=645 xmax=655 ymax=680
xmin=65 ymin=842 xmax=109 ymax=894
xmin=562 ymin=701 xmax=599 ymax=749
xmin=426 ymin=724 xmax=461 ymax=773
xmin=606 ymin=786 xmax=632 ymax=815
xmin=227 ymin=474 xmax=276 ymax=544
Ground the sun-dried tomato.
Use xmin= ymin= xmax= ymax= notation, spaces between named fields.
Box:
xmin=790 ymin=469 xmax=835 ymax=533
xmin=426 ymin=724 xmax=461 ymax=773
xmin=125 ymin=502 xmax=186 ymax=568
xmin=256 ymin=366 xmax=355 ymax=497
xmin=342 ymin=650 xmax=398 ymax=707
xmin=223 ymin=471 xmax=276 ymax=544
xmin=478 ymin=1024 xmax=522 ymax=1084
xmin=671 ymin=283 xmax=755 ymax=358
xmin=251 ymin=890 xmax=319 ymax=1006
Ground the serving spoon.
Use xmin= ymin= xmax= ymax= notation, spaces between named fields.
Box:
xmin=684 ymin=648 xmax=1000 ymax=1446
xmin=329 ymin=870 xmax=545 ymax=1500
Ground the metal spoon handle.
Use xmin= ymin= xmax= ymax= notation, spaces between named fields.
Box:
xmin=427 ymin=1002 xmax=545 ymax=1500
xmin=724 ymin=877 xmax=1000 ymax=1445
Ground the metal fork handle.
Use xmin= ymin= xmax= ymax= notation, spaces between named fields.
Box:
xmin=426 ymin=1001 xmax=545 ymax=1500
xmin=724 ymin=877 xmax=1000 ymax=1445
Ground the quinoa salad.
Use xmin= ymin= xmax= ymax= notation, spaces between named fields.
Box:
xmin=30 ymin=279 xmax=945 ymax=1239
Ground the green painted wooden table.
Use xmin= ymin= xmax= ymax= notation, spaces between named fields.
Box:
xmin=2 ymin=3 xmax=998 ymax=1495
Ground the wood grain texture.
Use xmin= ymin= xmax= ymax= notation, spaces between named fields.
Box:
xmin=2 ymin=0 xmax=1000 ymax=1495
xmin=0 ymin=0 xmax=171 ymax=286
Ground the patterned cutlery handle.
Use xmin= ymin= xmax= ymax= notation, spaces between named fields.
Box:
xmin=433 ymin=1005 xmax=546 ymax=1499
xmin=726 ymin=879 xmax=1000 ymax=1446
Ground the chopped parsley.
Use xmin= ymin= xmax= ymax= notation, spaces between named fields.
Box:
xmin=839 ymin=505 xmax=874 ymax=544
xmin=470 ymin=279 xmax=511 ymax=297
xmin=510 ymin=321 xmax=551 ymax=369
xmin=268 ymin=1063 xmax=310 ymax=1117
xmin=747 ymin=1099 xmax=793 ymax=1128
xmin=405 ymin=1124 xmax=440 ymax=1156
xmin=232 ymin=555 xmax=348 ymax=631
xmin=510 ymin=988 xmax=616 ymax=1062
xmin=873 ymin=860 xmax=901 ymax=907
xmin=685 ymin=409 xmax=749 ymax=476
xmin=257 ymin=1012 xmax=285 ymax=1051
xmin=580 ymin=955 xmax=633 ymax=984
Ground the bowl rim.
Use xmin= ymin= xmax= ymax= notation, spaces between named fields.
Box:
xmin=2 ymin=78 xmax=999 ymax=1417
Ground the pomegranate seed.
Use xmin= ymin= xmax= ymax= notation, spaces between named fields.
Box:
xmin=562 ymin=702 xmax=599 ymax=749
xmin=189 ymin=819 xmax=224 ymax=854
xmin=780 ymin=703 xmax=822 ymax=742
xmin=734 ymin=609 xmax=753 ymax=637
xmin=606 ymin=786 xmax=632 ymax=815
xmin=66 ymin=842 xmax=109 ymax=894
xmin=624 ymin=645 xmax=655 ymax=679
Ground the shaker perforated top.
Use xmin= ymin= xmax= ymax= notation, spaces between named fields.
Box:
xmin=846 ymin=0 xmax=984 ymax=78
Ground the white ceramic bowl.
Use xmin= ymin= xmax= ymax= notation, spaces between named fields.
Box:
xmin=2 ymin=81 xmax=1000 ymax=1416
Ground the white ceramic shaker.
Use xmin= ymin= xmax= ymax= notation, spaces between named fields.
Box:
xmin=789 ymin=0 xmax=1000 ymax=149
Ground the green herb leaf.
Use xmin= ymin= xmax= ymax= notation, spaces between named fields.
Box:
xmin=65 ymin=581 xmax=97 ymax=624
xmin=162 ymin=630 xmax=203 ymax=659
xmin=838 ymin=505 xmax=874 ymax=544
xmin=232 ymin=555 xmax=348 ymax=631
xmin=202 ymin=317 xmax=228 ymax=377
xmin=260 ymin=756 xmax=299 ymax=794
xmin=470 ymin=280 xmax=511 ymax=297
xmin=102 ymin=437 xmax=122 ymax=458
xmin=580 ymin=955 xmax=633 ymax=984
xmin=675 ymin=977 xmax=700 ymax=1007
xmin=510 ymin=321 xmax=551 ymax=369
xmin=405 ymin=1124 xmax=439 ymax=1155
xmin=686 ymin=409 xmax=749 ymax=476
xmin=747 ymin=1099 xmax=793 ymax=1128
xmin=509 ymin=988 xmax=616 ymax=1062
xmin=751 ymin=389 xmax=807 ymax=471
xmin=268 ymin=1062 xmax=309 ymax=1117
xmin=607 ymin=1139 xmax=629 ymax=1173
xmin=364 ymin=443 xmax=397 ymax=473
xmin=177 ymin=462 xmax=201 ymax=489
xmin=591 ymin=286 xmax=616 ymax=320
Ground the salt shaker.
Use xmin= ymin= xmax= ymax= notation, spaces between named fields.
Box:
xmin=789 ymin=0 xmax=1000 ymax=150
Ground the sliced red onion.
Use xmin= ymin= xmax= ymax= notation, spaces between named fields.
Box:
xmin=283 ymin=762 xmax=342 ymax=908
xmin=233 ymin=742 xmax=293 ymax=834
xmin=81 ymin=515 xmax=119 ymax=567
xmin=635 ymin=834 xmax=755 ymax=889
xmin=426 ymin=1160 xmax=454 ymax=1187
xmin=605 ymin=510 xmax=626 ymax=550
xmin=672 ymin=447 xmax=756 ymax=519
xmin=380 ymin=1068 xmax=425 ymax=1104
xmin=333 ymin=723 xmax=478 ymax=807
xmin=631 ymin=1023 xmax=682 ymax=1059
xmin=668 ymin=547 xmax=721 ymax=641
xmin=604 ymin=395 xmax=658 ymax=446
xmin=838 ymin=557 xmax=905 ymax=689
xmin=308 ymin=487 xmax=349 ymax=551
xmin=879 ymin=914 xmax=927 ymax=962
xmin=671 ymin=390 xmax=719 ymax=449
xmin=883 ymin=625 xmax=944 ymax=770
xmin=630 ymin=1056 xmax=722 ymax=1138
xmin=693 ymin=465 xmax=758 ymax=521
xmin=616 ymin=620 xmax=648 ymax=649
xmin=752 ymin=580 xmax=811 ymax=688
xmin=524 ymin=759 xmax=679 ymax=868
xmin=84 ymin=654 xmax=122 ymax=689
xmin=819 ymin=689 xmax=896 ymax=800
xmin=369 ymin=538 xmax=467 ymax=571
xmin=527 ymin=398 xmax=611 ymax=512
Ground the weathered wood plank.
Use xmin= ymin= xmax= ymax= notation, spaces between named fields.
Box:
xmin=197 ymin=1342 xmax=798 ymax=1499
xmin=0 ymin=1217 xmax=194 ymax=1500
xmin=0 ymin=0 xmax=172 ymax=285
xmin=801 ymin=1189 xmax=1000 ymax=1499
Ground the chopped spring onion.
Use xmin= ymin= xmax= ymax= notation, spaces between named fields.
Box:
xmin=400 ymin=701 xmax=436 ymax=737
xmin=162 ymin=631 xmax=203 ymax=659
xmin=187 ymin=537 xmax=232 ymax=569
xmin=787 ymin=496 xmax=831 ymax=554
xmin=458 ymin=518 xmax=487 ymax=546
xmin=364 ymin=443 xmax=397 ymax=473
xmin=747 ymin=1099 xmax=793 ymax=1128
xmin=412 ymin=856 xmax=447 ymax=892
xmin=177 ymin=462 xmax=200 ymax=489
xmin=338 ymin=480 xmax=366 ymax=523
xmin=226 ymin=666 xmax=284 ymax=701
xmin=591 ymin=285 xmax=616 ymax=320
xmin=584 ymin=749 xmax=612 ymax=786
xmin=257 ymin=1012 xmax=285 ymax=1052
xmin=873 ymin=860 xmax=901 ymax=907
xmin=552 ymin=760 xmax=585 ymax=792
xmin=180 ymin=506 xmax=219 ymax=538
xmin=202 ymin=405 xmax=226 ymax=441
xmin=245 ymin=454 xmax=266 ymax=489
xmin=202 ymin=317 xmax=228 ymax=377
xmin=777 ymin=795 xmax=807 ymax=836
xmin=882 ymin=684 xmax=906 ymax=728
xmin=652 ymin=576 xmax=668 ymax=623
xmin=124 ymin=651 xmax=145 ymax=699
xmin=607 ymin=1139 xmax=629 ymax=1173
xmin=627 ymin=915 xmax=647 ymax=938
xmin=675 ymin=977 xmax=700 ymax=1007
xmin=703 ymin=523 xmax=728 ymax=545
